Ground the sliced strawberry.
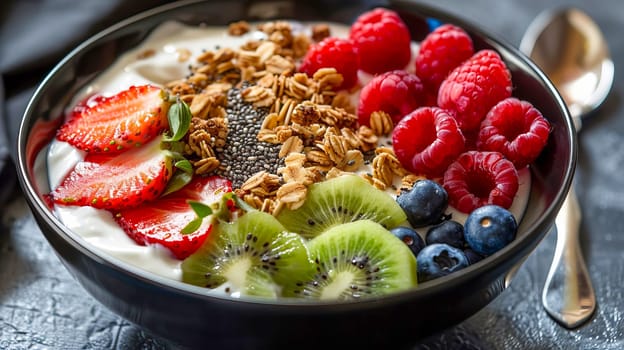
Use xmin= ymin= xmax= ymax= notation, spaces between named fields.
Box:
xmin=57 ymin=85 xmax=169 ymax=153
xmin=114 ymin=176 xmax=232 ymax=259
xmin=50 ymin=137 xmax=173 ymax=209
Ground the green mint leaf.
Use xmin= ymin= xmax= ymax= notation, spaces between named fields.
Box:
xmin=188 ymin=201 xmax=213 ymax=218
xmin=164 ymin=98 xmax=191 ymax=142
xmin=175 ymin=159 xmax=194 ymax=174
xmin=161 ymin=171 xmax=192 ymax=196
xmin=181 ymin=218 xmax=203 ymax=235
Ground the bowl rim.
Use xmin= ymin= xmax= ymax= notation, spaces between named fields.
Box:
xmin=16 ymin=0 xmax=577 ymax=308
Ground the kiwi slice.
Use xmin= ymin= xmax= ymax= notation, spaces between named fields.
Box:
xmin=182 ymin=210 xmax=313 ymax=298
xmin=284 ymin=220 xmax=417 ymax=300
xmin=276 ymin=174 xmax=407 ymax=239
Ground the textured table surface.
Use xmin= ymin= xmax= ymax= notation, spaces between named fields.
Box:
xmin=2 ymin=0 xmax=624 ymax=349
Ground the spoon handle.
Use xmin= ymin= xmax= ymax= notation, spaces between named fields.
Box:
xmin=542 ymin=185 xmax=596 ymax=328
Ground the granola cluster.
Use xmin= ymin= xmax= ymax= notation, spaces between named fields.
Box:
xmin=162 ymin=20 xmax=419 ymax=216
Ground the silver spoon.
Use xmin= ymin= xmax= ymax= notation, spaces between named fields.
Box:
xmin=520 ymin=8 xmax=614 ymax=328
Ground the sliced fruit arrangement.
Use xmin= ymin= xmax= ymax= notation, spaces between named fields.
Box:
xmin=182 ymin=175 xmax=416 ymax=298
xmin=114 ymin=176 xmax=232 ymax=259
xmin=180 ymin=9 xmax=545 ymax=294
xmin=49 ymin=83 xmax=193 ymax=213
xmin=283 ymin=220 xmax=418 ymax=300
xmin=50 ymin=136 xmax=173 ymax=209
xmin=47 ymin=7 xmax=554 ymax=300
xmin=182 ymin=210 xmax=313 ymax=298
xmin=50 ymin=83 xmax=203 ymax=257
xmin=275 ymin=175 xmax=407 ymax=239
xmin=57 ymin=85 xmax=169 ymax=153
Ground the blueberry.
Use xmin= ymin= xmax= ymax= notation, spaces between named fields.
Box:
xmin=463 ymin=248 xmax=484 ymax=265
xmin=390 ymin=226 xmax=425 ymax=257
xmin=396 ymin=179 xmax=448 ymax=227
xmin=416 ymin=243 xmax=469 ymax=282
xmin=426 ymin=220 xmax=465 ymax=249
xmin=464 ymin=205 xmax=518 ymax=256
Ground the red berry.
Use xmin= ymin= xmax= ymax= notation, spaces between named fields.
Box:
xmin=392 ymin=107 xmax=465 ymax=177
xmin=50 ymin=137 xmax=173 ymax=210
xmin=443 ymin=151 xmax=519 ymax=213
xmin=115 ymin=176 xmax=232 ymax=259
xmin=438 ymin=50 xmax=512 ymax=133
xmin=477 ymin=97 xmax=551 ymax=168
xmin=57 ymin=85 xmax=169 ymax=153
xmin=357 ymin=70 xmax=425 ymax=126
xmin=299 ymin=37 xmax=359 ymax=90
xmin=349 ymin=8 xmax=412 ymax=74
xmin=415 ymin=24 xmax=474 ymax=94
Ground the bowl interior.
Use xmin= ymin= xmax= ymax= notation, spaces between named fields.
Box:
xmin=16 ymin=0 xmax=575 ymax=305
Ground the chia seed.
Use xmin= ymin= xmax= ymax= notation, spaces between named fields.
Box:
xmin=215 ymin=87 xmax=283 ymax=188
xmin=363 ymin=150 xmax=376 ymax=163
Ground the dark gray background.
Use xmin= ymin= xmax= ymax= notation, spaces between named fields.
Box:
xmin=2 ymin=0 xmax=623 ymax=348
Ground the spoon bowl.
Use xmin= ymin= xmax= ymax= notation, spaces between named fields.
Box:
xmin=520 ymin=8 xmax=614 ymax=328
xmin=520 ymin=7 xmax=614 ymax=128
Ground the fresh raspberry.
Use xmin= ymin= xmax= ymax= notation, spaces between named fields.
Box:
xmin=392 ymin=107 xmax=465 ymax=177
xmin=357 ymin=70 xmax=425 ymax=126
xmin=438 ymin=50 xmax=512 ymax=133
xmin=443 ymin=151 xmax=519 ymax=213
xmin=349 ymin=8 xmax=412 ymax=74
xmin=477 ymin=98 xmax=551 ymax=168
xmin=299 ymin=37 xmax=359 ymax=90
xmin=415 ymin=24 xmax=474 ymax=94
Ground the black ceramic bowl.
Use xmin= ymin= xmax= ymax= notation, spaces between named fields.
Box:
xmin=16 ymin=0 xmax=576 ymax=348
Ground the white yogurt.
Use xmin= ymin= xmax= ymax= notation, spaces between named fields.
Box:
xmin=46 ymin=20 xmax=531 ymax=283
